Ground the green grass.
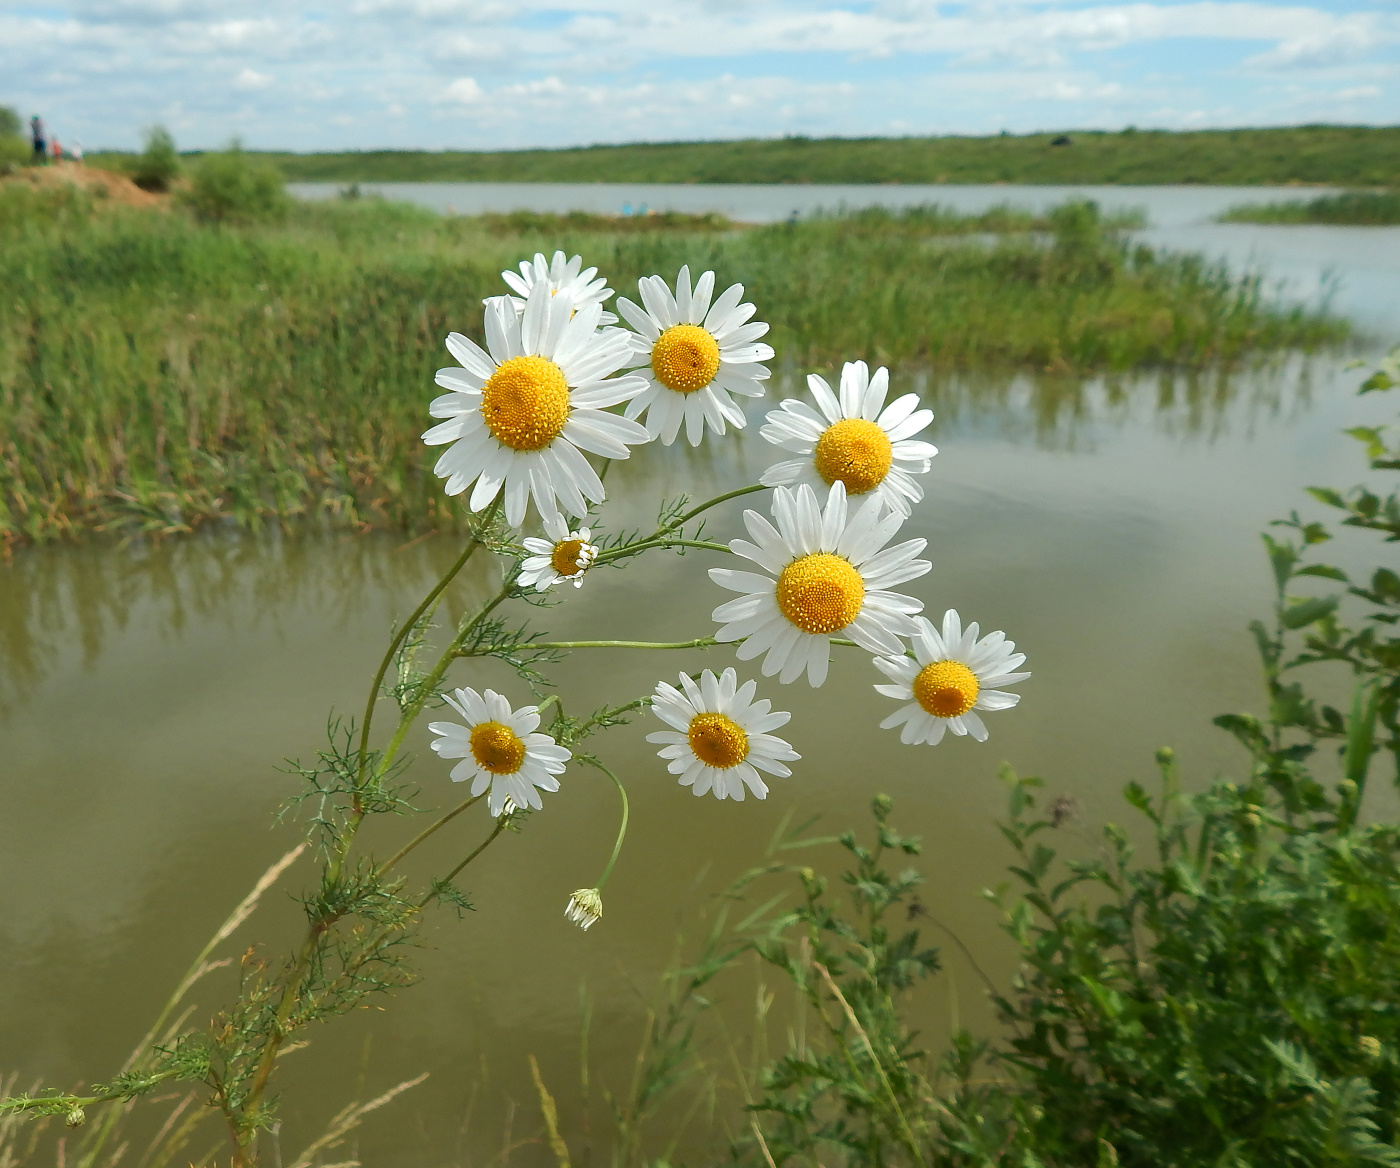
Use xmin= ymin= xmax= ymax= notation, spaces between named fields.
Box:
xmin=1220 ymin=189 xmax=1400 ymax=225
xmin=88 ymin=125 xmax=1400 ymax=187
xmin=0 ymin=184 xmax=1345 ymax=546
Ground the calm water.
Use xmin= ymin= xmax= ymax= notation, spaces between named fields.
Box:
xmin=290 ymin=182 xmax=1400 ymax=331
xmin=5 ymin=188 xmax=1400 ymax=1165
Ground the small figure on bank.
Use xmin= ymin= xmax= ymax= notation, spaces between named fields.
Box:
xmin=69 ymin=140 xmax=83 ymax=165
xmin=30 ymin=115 xmax=46 ymax=164
xmin=51 ymin=139 xmax=63 ymax=162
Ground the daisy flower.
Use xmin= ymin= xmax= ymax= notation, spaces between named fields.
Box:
xmin=497 ymin=251 xmax=618 ymax=325
xmin=428 ymin=687 xmax=572 ymax=816
xmin=518 ymin=512 xmax=599 ymax=591
xmin=760 ymin=361 xmax=937 ymax=517
xmin=422 ymin=282 xmax=650 ymax=526
xmin=616 ymin=265 xmax=773 ymax=446
xmin=647 ymin=667 xmax=799 ymax=801
xmin=565 ymin=888 xmax=603 ymax=931
xmin=709 ymin=482 xmax=930 ymax=687
xmin=873 ymin=610 xmax=1030 ymax=745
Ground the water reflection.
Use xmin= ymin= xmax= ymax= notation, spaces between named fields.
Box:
xmin=0 ymin=350 xmax=1391 ymax=1167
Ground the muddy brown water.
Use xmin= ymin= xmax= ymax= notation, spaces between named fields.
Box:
xmin=4 ymin=351 xmax=1397 ymax=1166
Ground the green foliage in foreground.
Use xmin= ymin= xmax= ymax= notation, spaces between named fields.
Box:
xmin=633 ymin=351 xmax=1400 ymax=1166
xmin=85 ymin=124 xmax=1400 ymax=186
xmin=1221 ymin=189 xmax=1400 ymax=226
xmin=0 ymin=106 xmax=26 ymax=172
xmin=0 ymin=186 xmax=1343 ymax=546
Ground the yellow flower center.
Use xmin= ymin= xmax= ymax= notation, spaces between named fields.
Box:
xmin=551 ymin=538 xmax=587 ymax=577
xmin=687 ymin=712 xmax=749 ymax=769
xmin=775 ymin=553 xmax=865 ymax=634
xmin=913 ymin=660 xmax=980 ymax=718
xmin=651 ymin=324 xmax=720 ymax=393
xmin=813 ymin=418 xmax=894 ymax=495
xmin=481 ymin=355 xmax=570 ymax=451
xmin=469 ymin=721 xmax=527 ymax=774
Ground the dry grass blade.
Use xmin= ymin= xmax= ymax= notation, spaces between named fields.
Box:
xmin=285 ymin=1073 xmax=428 ymax=1168
xmin=527 ymin=1056 xmax=570 ymax=1168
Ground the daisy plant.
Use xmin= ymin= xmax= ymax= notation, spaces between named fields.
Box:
xmin=0 ymin=253 xmax=1028 ymax=1168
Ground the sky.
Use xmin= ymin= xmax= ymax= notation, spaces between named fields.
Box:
xmin=2 ymin=0 xmax=1396 ymax=152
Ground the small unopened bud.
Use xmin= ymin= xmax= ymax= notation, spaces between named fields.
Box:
xmin=873 ymin=794 xmax=894 ymax=817
xmin=1243 ymin=811 xmax=1262 ymax=828
xmin=66 ymin=1107 xmax=86 ymax=1128
xmin=1361 ymin=1035 xmax=1382 ymax=1060
xmin=565 ymin=888 xmax=602 ymax=931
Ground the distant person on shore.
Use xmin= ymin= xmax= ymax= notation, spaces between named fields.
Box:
xmin=30 ymin=115 xmax=46 ymax=164
xmin=69 ymin=140 xmax=83 ymax=164
xmin=51 ymin=139 xmax=63 ymax=162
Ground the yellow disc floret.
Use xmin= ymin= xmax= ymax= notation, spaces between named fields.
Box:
xmin=687 ymin=712 xmax=749 ymax=769
xmin=470 ymin=721 xmax=527 ymax=774
xmin=651 ymin=324 xmax=721 ymax=393
xmin=813 ymin=418 xmax=894 ymax=495
xmin=481 ymin=355 xmax=570 ymax=451
xmin=775 ymin=553 xmax=865 ymax=634
xmin=913 ymin=660 xmax=980 ymax=718
xmin=551 ymin=538 xmax=587 ymax=577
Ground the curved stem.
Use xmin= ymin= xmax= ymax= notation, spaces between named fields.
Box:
xmin=596 ymin=538 xmax=730 ymax=564
xmin=585 ymin=760 xmax=630 ymax=890
xmin=355 ymin=499 xmax=500 ymax=784
xmin=377 ymin=793 xmax=484 ymax=878
xmin=525 ymin=637 xmax=718 ymax=652
xmin=666 ymin=483 xmax=767 ymax=531
xmin=426 ymin=816 xmax=512 ymax=905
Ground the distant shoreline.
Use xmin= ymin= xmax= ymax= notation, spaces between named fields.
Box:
xmin=87 ymin=125 xmax=1399 ymax=188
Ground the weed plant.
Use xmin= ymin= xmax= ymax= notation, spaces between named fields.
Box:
xmin=178 ymin=143 xmax=290 ymax=224
xmin=0 ymin=188 xmax=1342 ymax=546
xmin=104 ymin=125 xmax=1400 ymax=186
xmin=1221 ymin=189 xmax=1400 ymax=226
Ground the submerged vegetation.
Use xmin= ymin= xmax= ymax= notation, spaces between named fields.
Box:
xmin=1221 ymin=188 xmax=1400 ymax=226
xmin=87 ymin=124 xmax=1400 ymax=186
xmin=0 ymin=182 xmax=1343 ymax=546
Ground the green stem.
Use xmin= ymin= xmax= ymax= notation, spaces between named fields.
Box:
xmin=665 ymin=483 xmax=767 ymax=531
xmin=425 ymin=816 xmax=512 ymax=906
xmin=584 ymin=760 xmax=631 ymax=890
xmin=596 ymin=538 xmax=730 ymax=564
xmin=376 ymin=793 xmax=484 ymax=878
xmin=355 ymin=499 xmax=500 ymax=785
xmin=517 ymin=637 xmax=718 ymax=653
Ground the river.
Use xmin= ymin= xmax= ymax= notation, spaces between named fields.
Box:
xmin=3 ymin=185 xmax=1399 ymax=1167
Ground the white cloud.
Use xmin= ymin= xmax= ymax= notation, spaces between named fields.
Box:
xmin=235 ymin=67 xmax=271 ymax=89
xmin=441 ymin=76 xmax=484 ymax=103
xmin=1333 ymin=84 xmax=1381 ymax=99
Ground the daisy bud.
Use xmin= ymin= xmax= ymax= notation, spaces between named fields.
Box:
xmin=565 ymin=888 xmax=603 ymax=931
xmin=66 ymin=1107 xmax=86 ymax=1128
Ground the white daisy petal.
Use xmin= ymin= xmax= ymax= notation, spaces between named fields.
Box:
xmin=872 ymin=612 xmax=1029 ymax=747
xmin=428 ymin=687 xmax=571 ymax=813
xmin=647 ymin=669 xmax=798 ymax=802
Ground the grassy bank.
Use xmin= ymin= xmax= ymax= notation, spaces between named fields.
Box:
xmin=1221 ymin=189 xmax=1400 ymax=225
xmin=89 ymin=125 xmax=1400 ymax=187
xmin=0 ymin=183 xmax=1344 ymax=545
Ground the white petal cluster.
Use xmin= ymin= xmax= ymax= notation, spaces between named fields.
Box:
xmin=761 ymin=361 xmax=938 ymax=517
xmin=422 ymin=282 xmax=649 ymax=526
xmin=617 ymin=265 xmax=773 ymax=446
xmin=709 ymin=482 xmax=930 ymax=687
xmin=873 ymin=611 xmax=1031 ymax=745
xmin=647 ymin=668 xmax=799 ymax=801
xmin=428 ymin=687 xmax=572 ymax=817
xmin=519 ymin=512 xmax=599 ymax=591
xmin=497 ymin=250 xmax=618 ymax=324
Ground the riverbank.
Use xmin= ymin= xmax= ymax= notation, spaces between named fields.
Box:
xmin=89 ymin=124 xmax=1400 ymax=187
xmin=1221 ymin=189 xmax=1400 ymax=225
xmin=0 ymin=184 xmax=1345 ymax=546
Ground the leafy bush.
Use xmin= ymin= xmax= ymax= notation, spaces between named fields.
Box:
xmin=0 ymin=106 xmax=26 ymax=172
xmin=129 ymin=125 xmax=180 ymax=192
xmin=178 ymin=143 xmax=289 ymax=224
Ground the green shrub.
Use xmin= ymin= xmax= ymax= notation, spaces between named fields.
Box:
xmin=178 ymin=143 xmax=288 ymax=224
xmin=129 ymin=125 xmax=180 ymax=192
xmin=0 ymin=106 xmax=25 ymax=172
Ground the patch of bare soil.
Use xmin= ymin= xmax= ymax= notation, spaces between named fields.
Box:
xmin=4 ymin=163 xmax=167 ymax=208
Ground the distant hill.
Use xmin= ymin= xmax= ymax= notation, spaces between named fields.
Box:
xmin=90 ymin=125 xmax=1400 ymax=187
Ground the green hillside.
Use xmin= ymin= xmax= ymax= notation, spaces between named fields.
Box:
xmin=90 ymin=125 xmax=1400 ymax=186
